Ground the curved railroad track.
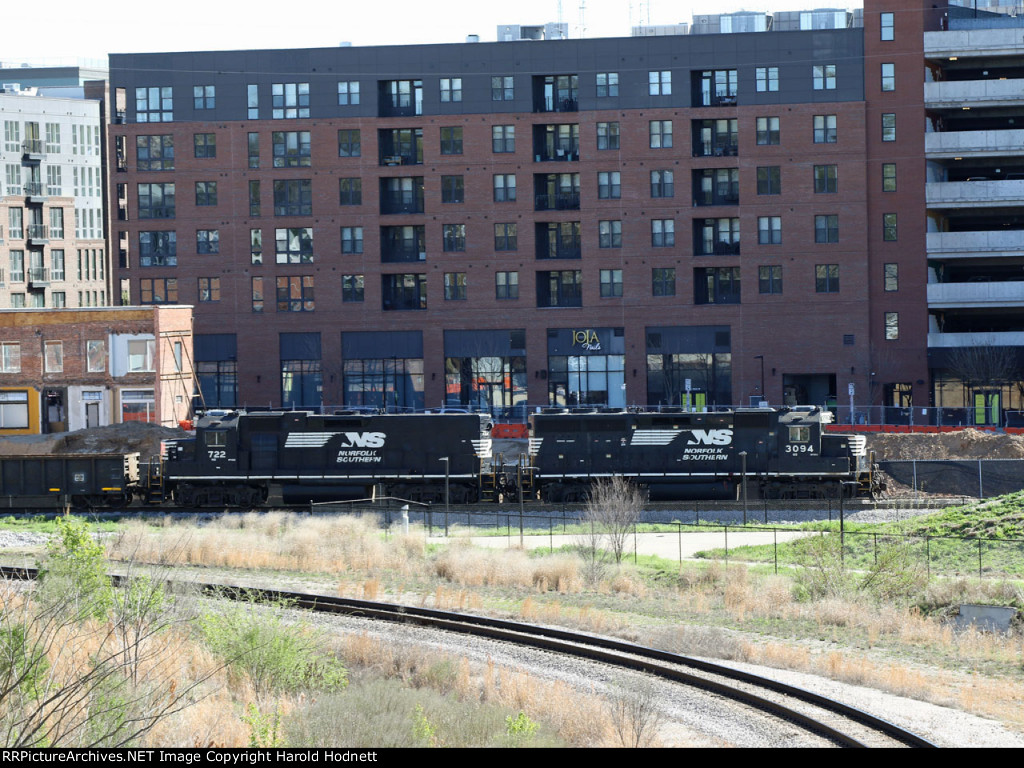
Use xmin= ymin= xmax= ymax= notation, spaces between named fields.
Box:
xmin=0 ymin=566 xmax=937 ymax=748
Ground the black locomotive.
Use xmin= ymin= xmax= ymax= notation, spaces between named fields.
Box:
xmin=144 ymin=405 xmax=875 ymax=507
xmin=527 ymin=407 xmax=874 ymax=501
xmin=159 ymin=409 xmax=493 ymax=506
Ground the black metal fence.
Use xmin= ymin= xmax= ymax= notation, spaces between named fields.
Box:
xmin=880 ymin=459 xmax=1024 ymax=498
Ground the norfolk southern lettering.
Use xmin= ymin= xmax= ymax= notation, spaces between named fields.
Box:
xmin=335 ymin=431 xmax=385 ymax=463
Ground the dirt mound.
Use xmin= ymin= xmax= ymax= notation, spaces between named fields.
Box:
xmin=864 ymin=429 xmax=1024 ymax=461
xmin=0 ymin=422 xmax=187 ymax=458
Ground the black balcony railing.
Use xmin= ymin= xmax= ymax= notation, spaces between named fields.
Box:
xmin=381 ymin=244 xmax=426 ymax=263
xmin=379 ymin=193 xmax=424 ymax=215
xmin=534 ymin=192 xmax=580 ymax=211
xmin=24 ymin=182 xmax=45 ymax=197
xmin=22 ymin=139 xmax=44 ymax=156
xmin=26 ymin=224 xmax=48 ymax=240
xmin=28 ymin=267 xmax=49 ymax=285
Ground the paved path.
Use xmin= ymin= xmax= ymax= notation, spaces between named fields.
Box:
xmin=431 ymin=530 xmax=811 ymax=561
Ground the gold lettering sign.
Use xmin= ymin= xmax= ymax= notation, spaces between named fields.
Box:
xmin=572 ymin=329 xmax=602 ymax=351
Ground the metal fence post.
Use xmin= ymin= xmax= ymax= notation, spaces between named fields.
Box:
xmin=978 ymin=538 xmax=983 ymax=579
xmin=926 ymin=535 xmax=930 ymax=580
xmin=724 ymin=524 xmax=729 ymax=568
xmin=978 ymin=460 xmax=984 ymax=499
xmin=774 ymin=528 xmax=778 ymax=575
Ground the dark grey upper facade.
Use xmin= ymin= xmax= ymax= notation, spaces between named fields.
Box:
xmin=108 ymin=29 xmax=864 ymax=121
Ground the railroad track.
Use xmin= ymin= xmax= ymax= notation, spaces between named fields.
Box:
xmin=0 ymin=565 xmax=937 ymax=748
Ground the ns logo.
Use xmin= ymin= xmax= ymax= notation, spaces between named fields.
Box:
xmin=339 ymin=432 xmax=386 ymax=448
xmin=686 ymin=429 xmax=733 ymax=446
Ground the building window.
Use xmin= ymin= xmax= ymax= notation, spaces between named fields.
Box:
xmin=885 ymin=312 xmax=899 ymax=340
xmin=649 ymin=70 xmax=671 ymax=96
xmin=198 ymin=277 xmax=221 ymax=302
xmin=271 ymin=83 xmax=310 ymax=119
xmin=51 ymin=249 xmax=65 ymax=280
xmin=139 ymin=231 xmax=176 ymax=266
xmin=341 ymin=227 xmax=364 ymax=254
xmin=756 ymin=67 xmax=779 ymax=92
xmin=195 ymin=181 xmax=217 ymax=206
xmin=496 ymin=271 xmax=519 ymax=300
xmin=249 ymin=180 xmax=261 ymax=217
xmin=492 ymin=125 xmax=515 ymax=153
xmin=276 ymin=275 xmax=315 ymax=312
xmin=650 ymin=170 xmax=674 ymax=198
xmin=250 ymin=229 xmax=262 ymax=264
xmin=881 ymin=12 xmax=894 ymax=41
xmin=339 ymin=178 xmax=362 ymax=206
xmin=192 ymin=85 xmax=215 ymax=110
xmin=815 ymin=264 xmax=840 ymax=293
xmin=759 ymin=265 xmax=783 ymax=294
xmin=694 ymin=267 xmax=741 ymax=305
xmin=883 ymin=213 xmax=898 ymax=241
xmin=699 ymin=69 xmax=738 ymax=106
xmin=47 ymin=165 xmax=62 ymax=196
xmin=649 ymin=120 xmax=672 ymax=149
xmin=882 ymin=163 xmax=897 ymax=192
xmin=251 ymin=276 xmax=264 ymax=312
xmin=813 ymin=64 xmax=836 ymax=90
xmin=493 ymin=174 xmax=516 ymax=202
xmin=44 ymin=123 xmax=61 ymax=154
xmin=599 ymin=220 xmax=622 ymax=249
xmin=140 ymin=277 xmax=178 ymax=304
xmin=814 ymin=215 xmax=839 ymax=243
xmin=337 ymin=81 xmax=360 ymax=105
xmin=881 ymin=63 xmax=895 ymax=92
xmin=598 ymin=171 xmax=621 ymax=200
xmin=441 ymin=126 xmax=463 ymax=155
xmin=0 ymin=390 xmax=28 ymax=429
xmin=596 ymin=72 xmax=619 ymax=97
xmin=491 ymin=76 xmax=514 ymax=101
xmin=338 ymin=130 xmax=361 ymax=157
xmin=9 ymin=294 xmax=25 ymax=308
xmin=197 ymin=229 xmax=219 ymax=254
xmin=652 ymin=268 xmax=676 ymax=297
xmin=814 ymin=164 xmax=838 ymax=193
xmin=494 ymin=223 xmax=517 ymax=251
xmin=441 ymin=175 xmax=464 ymax=204
xmin=8 ymin=207 xmax=22 ymax=239
xmin=1 ymin=344 xmax=21 ymax=373
xmin=756 ymin=117 xmax=780 ymax=146
xmin=757 ymin=166 xmax=781 ymax=195
xmin=272 ymin=131 xmax=311 ymax=167
xmin=137 ymin=185 xmax=175 ymax=221
xmin=247 ymin=132 xmax=260 ymax=169
xmin=51 ymin=292 xmax=65 ymax=308
xmin=190 ymin=134 xmax=216 ymax=163
xmin=651 ymin=219 xmax=675 ymax=247
xmin=50 ymin=208 xmax=64 ymax=239
xmin=440 ymin=78 xmax=462 ymax=102
xmin=600 ymin=269 xmax=623 ymax=298
xmin=443 ymin=224 xmax=466 ymax=252
xmin=86 ymin=340 xmax=105 ymax=372
xmin=136 ymin=135 xmax=174 ymax=171
xmin=247 ymin=84 xmax=259 ymax=120
xmin=342 ymin=274 xmax=364 ymax=302
xmin=884 ymin=263 xmax=899 ymax=292
xmin=597 ymin=122 xmax=620 ymax=150
xmin=444 ymin=272 xmax=467 ymax=300
xmin=135 ymin=86 xmax=173 ymax=122
xmin=814 ymin=114 xmax=837 ymax=143
xmin=882 ymin=113 xmax=896 ymax=142
xmin=758 ymin=216 xmax=782 ymax=245
xmin=273 ymin=179 xmax=312 ymax=216
xmin=275 ymin=227 xmax=314 ymax=263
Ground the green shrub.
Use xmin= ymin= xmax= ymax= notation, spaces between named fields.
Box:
xmin=36 ymin=517 xmax=112 ymax=620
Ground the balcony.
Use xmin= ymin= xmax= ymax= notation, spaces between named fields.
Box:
xmin=925 ymin=129 xmax=1024 ymax=159
xmin=925 ymin=28 xmax=1024 ymax=59
xmin=927 ymin=179 xmax=1024 ymax=208
xmin=379 ymin=192 xmax=424 ymax=216
xmin=693 ymin=188 xmax=740 ymax=207
xmin=693 ymin=141 xmax=738 ymax=158
xmin=22 ymin=140 xmax=44 ymax=160
xmin=928 ymin=231 xmax=1024 ymax=258
xmin=929 ymin=331 xmax=1024 ymax=348
xmin=928 ymin=280 xmax=1024 ymax=309
xmin=28 ymin=267 xmax=50 ymax=288
xmin=26 ymin=225 xmax=48 ymax=244
xmin=925 ymin=79 xmax=1024 ymax=109
xmin=534 ymin=193 xmax=580 ymax=211
xmin=24 ymin=182 xmax=46 ymax=203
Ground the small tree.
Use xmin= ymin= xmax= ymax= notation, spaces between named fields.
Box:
xmin=582 ymin=476 xmax=644 ymax=566
xmin=609 ymin=677 xmax=664 ymax=748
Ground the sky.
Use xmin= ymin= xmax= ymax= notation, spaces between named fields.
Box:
xmin=3 ymin=0 xmax=863 ymax=63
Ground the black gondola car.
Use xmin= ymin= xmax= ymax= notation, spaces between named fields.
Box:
xmin=160 ymin=410 xmax=493 ymax=506
xmin=0 ymin=454 xmax=138 ymax=509
xmin=528 ymin=407 xmax=874 ymax=501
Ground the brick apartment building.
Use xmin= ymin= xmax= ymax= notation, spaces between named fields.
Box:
xmin=0 ymin=305 xmax=193 ymax=433
xmin=102 ymin=0 xmax=1019 ymax=422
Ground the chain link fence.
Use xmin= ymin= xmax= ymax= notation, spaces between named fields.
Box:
xmin=880 ymin=459 xmax=1024 ymax=498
